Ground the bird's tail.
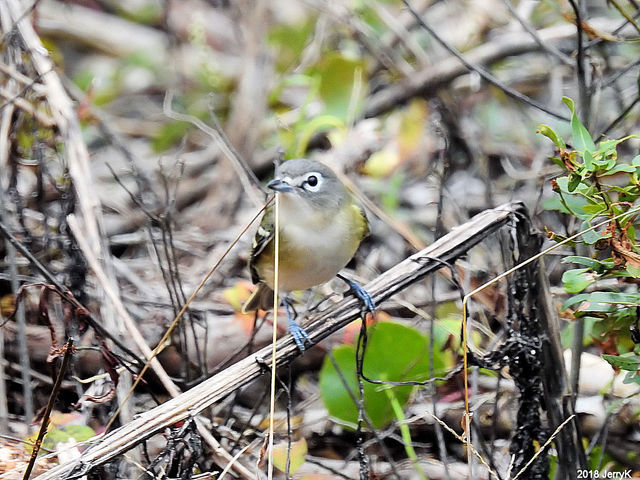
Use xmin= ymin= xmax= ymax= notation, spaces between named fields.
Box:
xmin=241 ymin=283 xmax=274 ymax=313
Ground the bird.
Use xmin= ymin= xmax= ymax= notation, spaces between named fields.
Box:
xmin=242 ymin=158 xmax=375 ymax=351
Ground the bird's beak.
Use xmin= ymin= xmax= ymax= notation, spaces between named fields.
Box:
xmin=267 ymin=178 xmax=293 ymax=192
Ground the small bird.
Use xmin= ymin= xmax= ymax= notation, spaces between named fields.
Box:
xmin=242 ymin=158 xmax=375 ymax=351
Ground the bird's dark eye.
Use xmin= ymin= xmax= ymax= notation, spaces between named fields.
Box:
xmin=307 ymin=175 xmax=318 ymax=187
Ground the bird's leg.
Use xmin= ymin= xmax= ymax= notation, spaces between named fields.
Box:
xmin=283 ymin=297 xmax=310 ymax=352
xmin=336 ymin=274 xmax=376 ymax=315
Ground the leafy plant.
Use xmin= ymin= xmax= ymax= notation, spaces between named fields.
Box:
xmin=319 ymin=321 xmax=449 ymax=429
xmin=539 ymin=96 xmax=640 ymax=384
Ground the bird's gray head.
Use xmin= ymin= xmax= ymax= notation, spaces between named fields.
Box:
xmin=267 ymin=158 xmax=347 ymax=209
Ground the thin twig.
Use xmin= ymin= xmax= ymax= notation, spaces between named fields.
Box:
xmin=100 ymin=196 xmax=272 ymax=433
xmin=0 ymin=220 xmax=143 ymax=364
xmin=23 ymin=338 xmax=74 ymax=480
xmin=162 ymin=90 xmax=263 ymax=206
xmin=568 ymin=0 xmax=591 ymax=126
xmin=66 ymin=214 xmax=180 ymax=398
xmin=607 ymin=0 xmax=640 ymax=34
xmin=511 ymin=415 xmax=577 ymax=480
xmin=399 ymin=0 xmax=568 ymax=121
xmin=597 ymin=96 xmax=640 ymax=139
xmin=424 ymin=411 xmax=501 ymax=480
xmin=0 ymin=86 xmax=55 ymax=127
xmin=501 ymin=0 xmax=573 ymax=64
xmin=0 ymin=141 xmax=33 ymax=426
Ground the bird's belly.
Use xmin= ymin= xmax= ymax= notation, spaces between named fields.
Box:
xmin=278 ymin=245 xmax=351 ymax=291
xmin=262 ymin=220 xmax=358 ymax=292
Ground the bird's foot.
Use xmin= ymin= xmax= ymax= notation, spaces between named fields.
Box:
xmin=284 ymin=298 xmax=311 ymax=352
xmin=338 ymin=274 xmax=376 ymax=315
xmin=288 ymin=318 xmax=311 ymax=352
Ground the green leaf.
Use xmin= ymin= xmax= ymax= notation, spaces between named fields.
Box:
xmin=623 ymin=369 xmax=640 ymax=385
xmin=602 ymin=353 xmax=640 ymax=372
xmin=312 ymin=53 xmax=367 ymax=122
xmin=598 ymin=164 xmax=636 ymax=175
xmin=568 ymin=172 xmax=582 ymax=192
xmin=537 ymin=124 xmax=566 ymax=148
xmin=151 ymin=121 xmax=190 ymax=152
xmin=625 ymin=263 xmax=640 ymax=278
xmin=563 ymin=96 xmax=596 ymax=152
xmin=581 ymin=203 xmax=606 ymax=216
xmin=562 ymin=268 xmax=596 ymax=293
xmin=544 ymin=178 xmax=592 ymax=219
xmin=580 ymin=220 xmax=606 ymax=245
xmin=569 ymin=291 xmax=640 ymax=305
xmin=319 ymin=322 xmax=443 ymax=429
xmin=294 ymin=115 xmax=345 ymax=157
xmin=563 ymin=291 xmax=640 ymax=314
xmin=583 ymin=150 xmax=594 ymax=171
xmin=562 ymin=256 xmax=611 ymax=273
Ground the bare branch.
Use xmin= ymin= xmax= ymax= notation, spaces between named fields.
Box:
xmin=365 ymin=16 xmax=629 ymax=118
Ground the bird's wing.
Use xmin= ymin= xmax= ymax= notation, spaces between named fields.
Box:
xmin=354 ymin=203 xmax=370 ymax=240
xmin=248 ymin=205 xmax=274 ymax=285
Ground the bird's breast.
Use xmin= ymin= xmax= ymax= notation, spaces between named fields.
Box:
xmin=259 ymin=200 xmax=364 ymax=292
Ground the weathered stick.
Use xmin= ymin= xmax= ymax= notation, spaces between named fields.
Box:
xmin=34 ymin=202 xmax=526 ymax=479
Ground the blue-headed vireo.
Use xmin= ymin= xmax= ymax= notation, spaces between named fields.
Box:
xmin=242 ymin=158 xmax=374 ymax=351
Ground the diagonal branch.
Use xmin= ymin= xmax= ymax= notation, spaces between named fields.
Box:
xmin=34 ymin=202 xmax=527 ymax=479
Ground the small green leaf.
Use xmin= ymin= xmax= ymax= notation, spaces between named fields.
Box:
xmin=312 ymin=53 xmax=367 ymax=122
xmin=602 ymin=353 xmax=640 ymax=372
xmin=563 ymin=96 xmax=596 ymax=152
xmin=580 ymin=221 xmax=606 ymax=245
xmin=562 ymin=256 xmax=610 ymax=273
xmin=583 ymin=150 xmax=594 ymax=171
xmin=562 ymin=268 xmax=596 ymax=293
xmin=626 ymin=263 xmax=640 ymax=278
xmin=581 ymin=203 xmax=606 ymax=216
xmin=537 ymin=124 xmax=566 ymax=148
xmin=598 ymin=164 xmax=636 ymax=175
xmin=563 ymin=291 xmax=640 ymax=311
xmin=568 ymin=172 xmax=582 ymax=192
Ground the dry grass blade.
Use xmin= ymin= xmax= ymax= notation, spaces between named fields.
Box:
xmin=510 ymin=415 xmax=576 ymax=480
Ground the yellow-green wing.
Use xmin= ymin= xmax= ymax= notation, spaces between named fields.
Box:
xmin=354 ymin=203 xmax=370 ymax=241
xmin=248 ymin=205 xmax=274 ymax=285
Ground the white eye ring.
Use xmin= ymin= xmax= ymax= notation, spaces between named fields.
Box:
xmin=303 ymin=172 xmax=323 ymax=191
